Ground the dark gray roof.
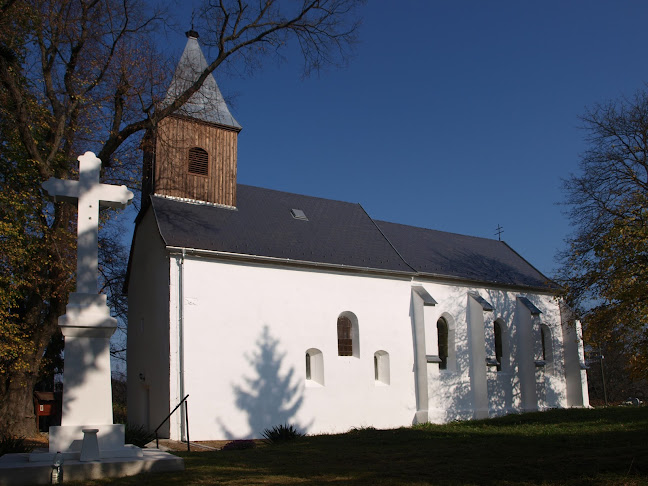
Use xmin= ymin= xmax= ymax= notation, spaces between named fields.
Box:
xmin=144 ymin=185 xmax=556 ymax=290
xmin=375 ymin=220 xmax=555 ymax=289
xmin=150 ymin=185 xmax=414 ymax=273
xmin=161 ymin=34 xmax=241 ymax=129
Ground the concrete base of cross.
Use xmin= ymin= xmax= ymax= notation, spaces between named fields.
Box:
xmin=0 ymin=449 xmax=184 ymax=486
xmin=41 ymin=424 xmax=141 ymax=461
xmin=41 ymin=292 xmax=139 ymax=461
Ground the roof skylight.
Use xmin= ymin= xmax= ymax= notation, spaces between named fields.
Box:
xmin=291 ymin=209 xmax=308 ymax=221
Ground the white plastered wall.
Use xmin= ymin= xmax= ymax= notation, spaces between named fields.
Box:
xmin=419 ymin=283 xmax=571 ymax=423
xmin=176 ymin=257 xmax=418 ymax=440
xmin=130 ymin=243 xmax=585 ymax=440
xmin=126 ymin=209 xmax=172 ymax=436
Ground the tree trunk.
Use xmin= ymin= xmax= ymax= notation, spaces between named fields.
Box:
xmin=0 ymin=369 xmax=39 ymax=437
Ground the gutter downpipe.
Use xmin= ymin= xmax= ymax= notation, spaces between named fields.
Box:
xmin=178 ymin=249 xmax=186 ymax=442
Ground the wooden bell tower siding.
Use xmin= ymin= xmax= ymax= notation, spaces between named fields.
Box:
xmin=148 ymin=115 xmax=239 ymax=207
xmin=143 ymin=29 xmax=242 ymax=207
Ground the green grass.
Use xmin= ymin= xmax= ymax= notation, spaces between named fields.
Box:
xmin=71 ymin=407 xmax=648 ymax=485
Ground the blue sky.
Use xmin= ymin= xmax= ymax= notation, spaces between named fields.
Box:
xmin=151 ymin=1 xmax=648 ymax=278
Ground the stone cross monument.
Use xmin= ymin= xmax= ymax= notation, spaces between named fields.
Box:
xmin=39 ymin=151 xmax=138 ymax=460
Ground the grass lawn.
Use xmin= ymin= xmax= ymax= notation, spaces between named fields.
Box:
xmin=71 ymin=407 xmax=647 ymax=485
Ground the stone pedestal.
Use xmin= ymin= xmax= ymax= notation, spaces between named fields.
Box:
xmin=31 ymin=293 xmax=141 ymax=462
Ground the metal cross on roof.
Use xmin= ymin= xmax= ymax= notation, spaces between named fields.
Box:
xmin=495 ymin=224 xmax=504 ymax=241
xmin=42 ymin=152 xmax=134 ymax=294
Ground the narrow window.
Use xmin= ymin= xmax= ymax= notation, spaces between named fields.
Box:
xmin=540 ymin=324 xmax=553 ymax=368
xmin=494 ymin=321 xmax=503 ymax=372
xmin=437 ymin=318 xmax=449 ymax=370
xmin=305 ymin=348 xmax=324 ymax=385
xmin=337 ymin=316 xmax=353 ymax=356
xmin=374 ymin=351 xmax=390 ymax=385
xmin=188 ymin=147 xmax=209 ymax=176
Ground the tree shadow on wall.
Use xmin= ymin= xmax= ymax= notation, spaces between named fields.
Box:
xmin=219 ymin=326 xmax=309 ymax=439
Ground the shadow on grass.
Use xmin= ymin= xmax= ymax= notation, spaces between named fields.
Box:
xmin=71 ymin=407 xmax=648 ymax=485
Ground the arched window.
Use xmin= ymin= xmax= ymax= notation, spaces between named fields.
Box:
xmin=188 ymin=147 xmax=209 ymax=176
xmin=337 ymin=313 xmax=359 ymax=357
xmin=305 ymin=348 xmax=324 ymax=385
xmin=437 ymin=317 xmax=449 ymax=370
xmin=337 ymin=316 xmax=352 ymax=356
xmin=374 ymin=350 xmax=390 ymax=385
xmin=494 ymin=321 xmax=503 ymax=372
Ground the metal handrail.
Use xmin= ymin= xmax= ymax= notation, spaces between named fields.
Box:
xmin=154 ymin=394 xmax=190 ymax=451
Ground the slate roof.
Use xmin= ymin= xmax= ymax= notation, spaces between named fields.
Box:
xmin=161 ymin=32 xmax=241 ymax=129
xmin=145 ymin=184 xmax=556 ymax=291
xmin=375 ymin=220 xmax=554 ymax=289
xmin=150 ymin=185 xmax=414 ymax=273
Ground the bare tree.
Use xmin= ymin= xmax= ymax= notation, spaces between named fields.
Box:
xmin=0 ymin=0 xmax=363 ymax=436
xmin=558 ymin=89 xmax=648 ymax=394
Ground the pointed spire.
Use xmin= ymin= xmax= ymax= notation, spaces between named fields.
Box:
xmin=163 ymin=31 xmax=241 ymax=130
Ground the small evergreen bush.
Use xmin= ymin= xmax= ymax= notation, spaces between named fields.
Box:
xmin=261 ymin=424 xmax=304 ymax=444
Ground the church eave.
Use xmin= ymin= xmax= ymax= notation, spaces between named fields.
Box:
xmin=167 ymin=113 xmax=242 ymax=133
xmin=165 ymin=246 xmax=416 ymax=280
xmin=164 ymin=245 xmax=560 ymax=293
xmin=411 ymin=270 xmax=560 ymax=295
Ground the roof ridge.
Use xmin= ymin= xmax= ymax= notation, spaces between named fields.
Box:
xmin=499 ymin=240 xmax=557 ymax=288
xmin=359 ymin=204 xmax=417 ymax=273
xmin=375 ymin=219 xmax=502 ymax=243
xmin=236 ymin=183 xmax=359 ymax=206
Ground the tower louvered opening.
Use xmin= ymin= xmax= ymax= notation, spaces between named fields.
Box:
xmin=188 ymin=147 xmax=209 ymax=176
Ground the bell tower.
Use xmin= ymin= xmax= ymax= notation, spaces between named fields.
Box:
xmin=143 ymin=30 xmax=241 ymax=207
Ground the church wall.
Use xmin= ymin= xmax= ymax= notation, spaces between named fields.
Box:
xmin=127 ymin=209 xmax=172 ymax=435
xmin=175 ymin=257 xmax=418 ymax=440
xmin=414 ymin=282 xmax=569 ymax=422
xmin=160 ymin=255 xmax=576 ymax=440
xmin=562 ymin=318 xmax=590 ymax=408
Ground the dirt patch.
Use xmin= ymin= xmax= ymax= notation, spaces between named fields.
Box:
xmin=23 ymin=433 xmax=49 ymax=451
xmin=152 ymin=439 xmax=266 ymax=452
xmin=19 ymin=434 xmax=266 ymax=453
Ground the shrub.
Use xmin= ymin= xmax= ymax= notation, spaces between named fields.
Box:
xmin=113 ymin=403 xmax=127 ymax=424
xmin=124 ymin=424 xmax=155 ymax=448
xmin=222 ymin=439 xmax=256 ymax=451
xmin=0 ymin=434 xmax=33 ymax=456
xmin=262 ymin=424 xmax=304 ymax=444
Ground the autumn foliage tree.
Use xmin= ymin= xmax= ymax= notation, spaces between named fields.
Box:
xmin=559 ymin=89 xmax=648 ymax=399
xmin=0 ymin=0 xmax=362 ymax=436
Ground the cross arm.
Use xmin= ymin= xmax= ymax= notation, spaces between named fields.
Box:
xmin=97 ymin=184 xmax=134 ymax=209
xmin=42 ymin=178 xmax=80 ymax=203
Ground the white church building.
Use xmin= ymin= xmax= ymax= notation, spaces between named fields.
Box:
xmin=126 ymin=32 xmax=589 ymax=441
